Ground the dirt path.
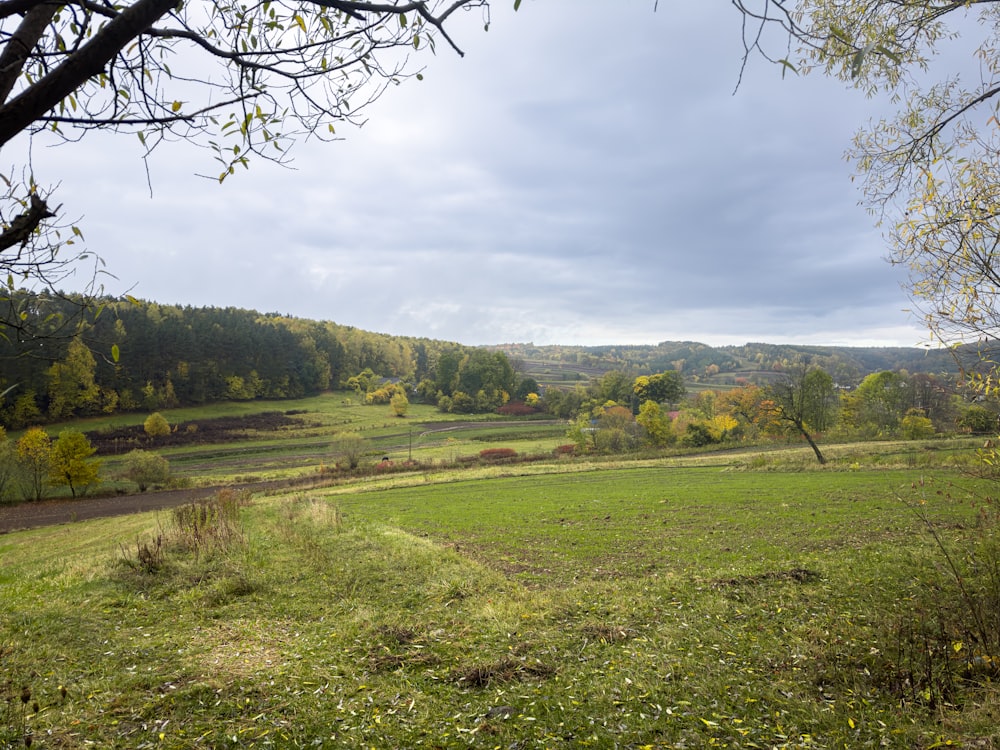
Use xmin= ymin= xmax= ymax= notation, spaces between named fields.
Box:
xmin=0 ymin=478 xmax=309 ymax=534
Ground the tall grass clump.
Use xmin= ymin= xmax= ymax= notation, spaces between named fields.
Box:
xmin=856 ymin=477 xmax=1000 ymax=712
xmin=171 ymin=487 xmax=251 ymax=557
xmin=116 ymin=488 xmax=252 ymax=575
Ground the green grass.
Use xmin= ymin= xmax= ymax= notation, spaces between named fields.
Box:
xmin=3 ymin=459 xmax=1000 ymax=748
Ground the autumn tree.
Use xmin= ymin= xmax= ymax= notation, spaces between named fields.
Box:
xmin=15 ymin=426 xmax=51 ymax=500
xmin=46 ymin=337 xmax=100 ymax=419
xmin=1 ymin=0 xmax=491 ymax=341
xmin=717 ymin=384 xmax=781 ymax=439
xmin=636 ymin=399 xmax=672 ymax=447
xmin=633 ymin=371 xmax=685 ymax=406
xmin=49 ymin=429 xmax=101 ymax=497
xmin=766 ymin=365 xmax=837 ymax=464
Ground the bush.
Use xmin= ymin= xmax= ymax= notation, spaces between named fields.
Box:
xmin=497 ymin=401 xmax=538 ymax=416
xmin=959 ymin=404 xmax=998 ymax=434
xmin=121 ymin=449 xmax=171 ymax=492
xmin=331 ymin=432 xmax=368 ymax=469
xmin=901 ymin=410 xmax=935 ymax=440
xmin=144 ymin=412 xmax=171 ymax=441
xmin=681 ymin=422 xmax=716 ymax=448
xmin=479 ymin=448 xmax=517 ymax=462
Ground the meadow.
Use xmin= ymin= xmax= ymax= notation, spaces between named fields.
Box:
xmin=2 ymin=397 xmax=1000 ymax=748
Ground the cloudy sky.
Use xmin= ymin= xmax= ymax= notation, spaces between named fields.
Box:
xmin=11 ymin=2 xmax=929 ymax=348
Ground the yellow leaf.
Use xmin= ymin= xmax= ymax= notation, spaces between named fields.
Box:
xmin=294 ymin=13 xmax=307 ymax=32
xmin=171 ymin=101 xmax=182 ymax=112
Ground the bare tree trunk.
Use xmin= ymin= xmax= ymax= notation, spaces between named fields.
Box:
xmin=794 ymin=418 xmax=826 ymax=465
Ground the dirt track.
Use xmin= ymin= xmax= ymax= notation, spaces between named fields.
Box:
xmin=0 ymin=478 xmax=307 ymax=534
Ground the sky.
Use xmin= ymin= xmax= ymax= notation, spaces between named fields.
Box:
xmin=9 ymin=1 xmax=931 ymax=348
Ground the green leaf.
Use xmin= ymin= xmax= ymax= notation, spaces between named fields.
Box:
xmin=777 ymin=58 xmax=798 ymax=78
xmin=829 ymin=24 xmax=850 ymax=44
xmin=851 ymin=42 xmax=876 ymax=78
xmin=111 ymin=344 xmax=120 ymax=363
xmin=875 ymin=45 xmax=901 ymax=65
xmin=513 ymin=0 xmax=521 ymax=10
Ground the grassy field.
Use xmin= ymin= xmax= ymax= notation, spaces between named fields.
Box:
xmin=58 ymin=393 xmax=570 ymax=489
xmin=3 ymin=445 xmax=1000 ymax=748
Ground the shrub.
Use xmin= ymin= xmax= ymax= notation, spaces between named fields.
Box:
xmin=121 ymin=449 xmax=171 ymax=492
xmin=331 ymin=432 xmax=368 ymax=469
xmin=959 ymin=404 xmax=998 ymax=434
xmin=496 ymin=401 xmax=538 ymax=416
xmin=390 ymin=391 xmax=409 ymax=417
xmin=553 ymin=444 xmax=576 ymax=456
xmin=144 ymin=412 xmax=171 ymax=441
xmin=901 ymin=409 xmax=935 ymax=440
xmin=479 ymin=448 xmax=517 ymax=462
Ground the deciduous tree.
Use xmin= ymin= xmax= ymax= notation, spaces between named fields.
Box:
xmin=390 ymin=391 xmax=409 ymax=417
xmin=636 ymin=399 xmax=672 ymax=447
xmin=121 ymin=449 xmax=170 ymax=492
xmin=0 ymin=426 xmax=15 ymax=502
xmin=633 ymin=371 xmax=685 ymax=406
xmin=49 ymin=429 xmax=100 ymax=497
xmin=15 ymin=425 xmax=50 ymax=500
xmin=842 ymin=370 xmax=908 ymax=436
xmin=766 ymin=365 xmax=837 ymax=464
xmin=46 ymin=337 xmax=100 ymax=419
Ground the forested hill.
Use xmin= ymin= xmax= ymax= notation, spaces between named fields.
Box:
xmin=493 ymin=341 xmax=962 ymax=390
xmin=0 ymin=295 xmax=471 ymax=428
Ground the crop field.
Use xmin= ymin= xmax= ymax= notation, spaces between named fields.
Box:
xmin=3 ymin=447 xmax=1000 ymax=748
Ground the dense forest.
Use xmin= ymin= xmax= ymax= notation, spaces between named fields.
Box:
xmin=0 ymin=293 xmax=484 ymax=427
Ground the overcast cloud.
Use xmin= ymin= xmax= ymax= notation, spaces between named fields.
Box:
xmin=10 ymin=2 xmax=928 ymax=347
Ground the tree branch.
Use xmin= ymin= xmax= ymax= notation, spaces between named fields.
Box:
xmin=0 ymin=192 xmax=55 ymax=252
xmin=0 ymin=1 xmax=60 ymax=104
xmin=0 ymin=0 xmax=179 ymax=148
xmin=37 ymin=94 xmax=247 ymax=126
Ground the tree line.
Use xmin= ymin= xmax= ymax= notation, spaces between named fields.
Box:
xmin=0 ymin=293 xmax=507 ymax=427
xmin=545 ymin=363 xmax=987 ymax=462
